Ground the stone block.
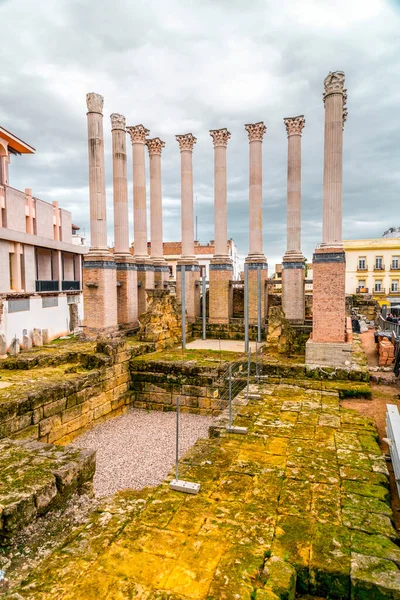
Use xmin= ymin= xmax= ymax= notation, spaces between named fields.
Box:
xmin=0 ymin=333 xmax=7 ymax=357
xmin=33 ymin=328 xmax=43 ymax=347
xmin=22 ymin=334 xmax=33 ymax=351
xmin=312 ymin=248 xmax=346 ymax=343
xmin=9 ymin=337 xmax=20 ymax=355
xmin=42 ymin=329 xmax=50 ymax=345
xmin=306 ymin=340 xmax=352 ymax=367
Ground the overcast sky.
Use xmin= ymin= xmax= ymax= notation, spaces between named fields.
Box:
xmin=1 ymin=0 xmax=399 ymax=272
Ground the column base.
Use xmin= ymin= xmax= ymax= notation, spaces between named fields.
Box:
xmin=282 ymin=254 xmax=305 ymax=324
xmin=153 ymin=259 xmax=170 ymax=289
xmin=245 ymin=256 xmax=268 ymax=325
xmin=305 ymin=339 xmax=352 ymax=367
xmin=176 ymin=261 xmax=201 ymax=322
xmin=312 ymin=247 xmax=346 ymax=343
xmin=83 ymin=253 xmax=118 ymax=333
xmin=209 ymin=259 xmax=233 ymax=324
xmin=115 ymin=256 xmax=138 ymax=328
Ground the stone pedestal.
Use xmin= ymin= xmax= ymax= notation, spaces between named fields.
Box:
xmin=176 ymin=263 xmax=200 ymax=323
xmin=209 ymin=261 xmax=233 ymax=324
xmin=115 ymin=257 xmax=138 ymax=328
xmin=83 ymin=252 xmax=118 ymax=335
xmin=153 ymin=261 xmax=169 ymax=289
xmin=312 ymin=247 xmax=346 ymax=343
xmin=246 ymin=259 xmax=268 ymax=325
xmin=282 ymin=257 xmax=305 ymax=324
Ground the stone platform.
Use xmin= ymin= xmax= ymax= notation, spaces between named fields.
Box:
xmin=6 ymin=379 xmax=400 ymax=599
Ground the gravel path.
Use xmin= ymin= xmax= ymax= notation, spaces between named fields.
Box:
xmin=72 ymin=408 xmax=214 ymax=497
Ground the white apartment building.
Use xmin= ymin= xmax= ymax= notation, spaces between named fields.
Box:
xmin=0 ymin=125 xmax=88 ymax=349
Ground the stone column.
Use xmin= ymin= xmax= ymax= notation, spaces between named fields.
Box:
xmin=244 ymin=122 xmax=268 ymax=326
xmin=176 ymin=133 xmax=200 ymax=321
xmin=282 ymin=116 xmax=306 ymax=323
xmin=306 ymin=71 xmax=350 ymax=366
xmin=209 ymin=128 xmax=233 ymax=324
xmin=146 ymin=137 xmax=169 ymax=288
xmin=111 ymin=113 xmax=138 ymax=328
xmin=83 ymin=93 xmax=117 ymax=335
xmin=127 ymin=124 xmax=153 ymax=316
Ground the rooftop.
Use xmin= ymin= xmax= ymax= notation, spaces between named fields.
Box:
xmin=0 ymin=126 xmax=36 ymax=155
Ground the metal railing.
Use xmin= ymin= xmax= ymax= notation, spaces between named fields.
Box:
xmin=378 ymin=315 xmax=400 ymax=337
xmin=35 ymin=280 xmax=58 ymax=292
xmin=374 ymin=288 xmax=386 ymax=294
xmin=356 ymin=287 xmax=369 ymax=293
xmin=386 ymin=405 xmax=400 ymax=496
xmin=62 ymin=280 xmax=80 ymax=291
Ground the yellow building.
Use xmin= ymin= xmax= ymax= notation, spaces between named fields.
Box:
xmin=343 ymin=233 xmax=400 ymax=308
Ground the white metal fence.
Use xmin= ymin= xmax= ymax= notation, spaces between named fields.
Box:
xmin=386 ymin=404 xmax=400 ymax=497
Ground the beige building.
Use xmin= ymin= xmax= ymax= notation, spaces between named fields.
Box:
xmin=343 ymin=231 xmax=400 ymax=308
xmin=0 ymin=126 xmax=87 ymax=349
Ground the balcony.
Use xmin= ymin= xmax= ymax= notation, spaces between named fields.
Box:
xmin=390 ymin=265 xmax=400 ymax=271
xmin=389 ymin=289 xmax=400 ymax=296
xmin=357 ymin=266 xmax=368 ymax=271
xmin=36 ymin=280 xmax=58 ymax=292
xmin=356 ymin=287 xmax=369 ymax=293
xmin=373 ymin=288 xmax=386 ymax=295
xmin=373 ymin=265 xmax=385 ymax=271
xmin=62 ymin=280 xmax=80 ymax=291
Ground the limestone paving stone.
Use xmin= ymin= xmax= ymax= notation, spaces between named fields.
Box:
xmin=4 ymin=379 xmax=400 ymax=599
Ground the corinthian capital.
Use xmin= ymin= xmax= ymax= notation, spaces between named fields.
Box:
xmin=284 ymin=115 xmax=305 ymax=137
xmin=110 ymin=113 xmax=126 ymax=131
xmin=245 ymin=122 xmax=267 ymax=142
xmin=126 ymin=124 xmax=150 ymax=144
xmin=209 ymin=128 xmax=231 ymax=148
xmin=86 ymin=93 xmax=104 ymax=115
xmin=146 ymin=137 xmax=166 ymax=155
xmin=323 ymin=71 xmax=345 ymax=98
xmin=176 ymin=133 xmax=197 ymax=152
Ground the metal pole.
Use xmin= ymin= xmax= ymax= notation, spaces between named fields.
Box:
xmin=247 ymin=347 xmax=251 ymax=398
xmin=181 ymin=267 xmax=186 ymax=350
xmin=228 ymin=364 xmax=232 ymax=428
xmin=257 ymin=265 xmax=262 ymax=343
xmin=244 ymin=263 xmax=249 ymax=353
xmin=202 ymin=271 xmax=206 ymax=340
xmin=255 ymin=340 xmax=258 ymax=382
xmin=175 ymin=395 xmax=179 ymax=482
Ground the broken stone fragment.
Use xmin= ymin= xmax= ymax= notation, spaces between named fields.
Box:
xmin=32 ymin=328 xmax=43 ymax=347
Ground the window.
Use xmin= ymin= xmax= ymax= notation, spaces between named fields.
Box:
xmin=358 ymin=280 xmax=366 ymax=288
xmin=358 ymin=257 xmax=366 ymax=270
xmin=8 ymin=299 xmax=30 ymax=313
xmin=392 ymin=280 xmax=399 ymax=293
xmin=375 ymin=256 xmax=383 ymax=269
xmin=42 ymin=296 xmax=58 ymax=308
xmin=392 ymin=256 xmax=399 ymax=269
xmin=375 ymin=280 xmax=382 ymax=292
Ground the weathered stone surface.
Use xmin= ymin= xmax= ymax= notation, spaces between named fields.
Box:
xmin=0 ymin=438 xmax=95 ymax=542
xmin=138 ymin=289 xmax=186 ymax=350
xmin=351 ymin=553 xmax=400 ymax=599
xmin=32 ymin=328 xmax=43 ymax=347
xmin=22 ymin=334 xmax=32 ymax=351
xmin=8 ymin=338 xmax=20 ymax=356
xmin=41 ymin=329 xmax=50 ymax=345
xmin=0 ymin=333 xmax=7 ymax=356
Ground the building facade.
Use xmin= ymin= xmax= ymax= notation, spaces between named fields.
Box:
xmin=343 ymin=233 xmax=400 ymax=308
xmin=0 ymin=126 xmax=87 ymax=349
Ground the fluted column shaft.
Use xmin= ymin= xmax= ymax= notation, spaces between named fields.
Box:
xmin=86 ymin=93 xmax=107 ymax=249
xmin=127 ymin=125 xmax=150 ymax=259
xmin=111 ymin=114 xmax=129 ymax=255
xmin=284 ymin=116 xmax=305 ymax=253
xmin=147 ymin=138 xmax=165 ymax=259
xmin=176 ymin=134 xmax=197 ymax=260
xmin=210 ymin=128 xmax=231 ymax=258
xmin=322 ymin=84 xmax=346 ymax=246
xmin=245 ymin=122 xmax=266 ymax=258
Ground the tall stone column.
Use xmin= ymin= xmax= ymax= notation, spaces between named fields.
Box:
xmin=83 ymin=93 xmax=117 ymax=334
xmin=209 ymin=128 xmax=232 ymax=324
xmin=126 ymin=124 xmax=153 ymax=316
xmin=111 ymin=113 xmax=138 ymax=328
xmin=146 ymin=137 xmax=169 ymax=288
xmin=244 ymin=122 xmax=268 ymax=326
xmin=282 ymin=116 xmax=306 ymax=323
xmin=306 ymin=71 xmax=350 ymax=366
xmin=176 ymin=133 xmax=200 ymax=322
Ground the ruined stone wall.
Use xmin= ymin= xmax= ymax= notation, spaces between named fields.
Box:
xmin=191 ymin=321 xmax=260 ymax=341
xmin=137 ymin=289 xmax=186 ymax=351
xmin=129 ymin=358 xmax=230 ymax=415
xmin=0 ymin=340 xmax=153 ymax=445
